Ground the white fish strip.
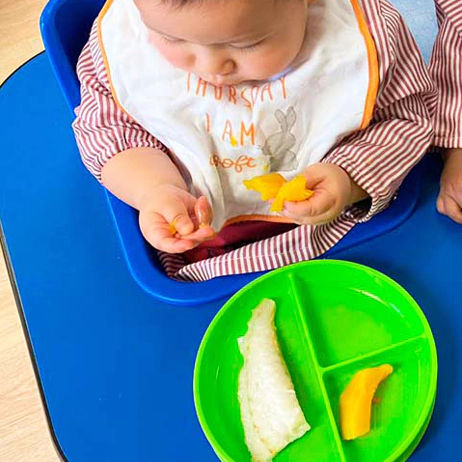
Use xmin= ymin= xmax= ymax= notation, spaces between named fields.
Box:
xmin=238 ymin=299 xmax=310 ymax=462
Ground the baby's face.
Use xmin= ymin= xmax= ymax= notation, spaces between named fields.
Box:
xmin=135 ymin=0 xmax=310 ymax=86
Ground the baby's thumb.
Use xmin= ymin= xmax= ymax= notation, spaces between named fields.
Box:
xmin=195 ymin=196 xmax=213 ymax=227
xmin=165 ymin=201 xmax=195 ymax=236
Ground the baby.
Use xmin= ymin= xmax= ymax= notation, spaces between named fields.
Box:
xmin=430 ymin=0 xmax=462 ymax=224
xmin=73 ymin=0 xmax=436 ymax=281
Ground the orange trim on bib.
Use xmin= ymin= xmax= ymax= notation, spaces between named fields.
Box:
xmin=350 ymin=0 xmax=379 ymax=129
xmin=97 ymin=0 xmax=131 ymax=118
xmin=224 ymin=214 xmax=295 ymax=227
xmin=99 ymin=0 xmax=378 ymax=131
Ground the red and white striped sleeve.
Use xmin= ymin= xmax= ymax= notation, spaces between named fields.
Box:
xmin=323 ymin=0 xmax=437 ymax=221
xmin=72 ymin=22 xmax=168 ymax=182
xmin=429 ymin=0 xmax=462 ymax=148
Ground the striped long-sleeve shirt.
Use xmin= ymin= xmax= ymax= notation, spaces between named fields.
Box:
xmin=73 ymin=0 xmax=436 ymax=281
xmin=429 ymin=0 xmax=462 ymax=148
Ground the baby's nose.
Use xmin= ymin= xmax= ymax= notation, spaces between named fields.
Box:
xmin=218 ymin=60 xmax=235 ymax=75
xmin=196 ymin=53 xmax=234 ymax=77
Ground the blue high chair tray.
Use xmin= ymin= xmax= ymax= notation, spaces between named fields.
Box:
xmin=40 ymin=0 xmax=438 ymax=305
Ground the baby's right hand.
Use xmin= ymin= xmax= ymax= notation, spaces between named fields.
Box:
xmin=437 ymin=148 xmax=462 ymax=224
xmin=138 ymin=184 xmax=215 ymax=253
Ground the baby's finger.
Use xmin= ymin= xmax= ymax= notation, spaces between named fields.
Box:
xmin=157 ymin=236 xmax=197 ymax=253
xmin=443 ymin=196 xmax=462 ymax=224
xmin=141 ymin=222 xmax=196 ymax=253
xmin=138 ymin=210 xmax=191 ymax=252
xmin=158 ymin=225 xmax=216 ymax=252
xmin=194 ymin=196 xmax=214 ymax=227
xmin=163 ymin=200 xmax=195 ymax=236
xmin=436 ymin=194 xmax=446 ymax=216
xmin=283 ymin=193 xmax=336 ymax=224
xmin=178 ymin=224 xmax=216 ymax=242
xmin=302 ymin=170 xmax=328 ymax=191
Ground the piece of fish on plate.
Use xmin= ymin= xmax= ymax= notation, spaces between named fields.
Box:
xmin=238 ymin=298 xmax=310 ymax=462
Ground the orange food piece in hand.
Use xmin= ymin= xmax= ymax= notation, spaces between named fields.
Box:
xmin=270 ymin=175 xmax=314 ymax=212
xmin=244 ymin=173 xmax=313 ymax=212
xmin=243 ymin=173 xmax=286 ymax=201
xmin=168 ymin=218 xmax=179 ymax=235
xmin=340 ymin=364 xmax=394 ymax=441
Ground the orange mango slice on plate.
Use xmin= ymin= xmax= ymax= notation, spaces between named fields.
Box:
xmin=340 ymin=364 xmax=394 ymax=441
xmin=243 ymin=173 xmax=314 ymax=212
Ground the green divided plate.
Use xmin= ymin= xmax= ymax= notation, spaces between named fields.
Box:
xmin=194 ymin=260 xmax=438 ymax=462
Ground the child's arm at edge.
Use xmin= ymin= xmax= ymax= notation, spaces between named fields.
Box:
xmin=437 ymin=148 xmax=462 ymax=223
xmin=321 ymin=0 xmax=437 ymax=222
xmin=429 ymin=0 xmax=462 ymax=223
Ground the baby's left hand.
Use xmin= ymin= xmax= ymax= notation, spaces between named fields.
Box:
xmin=437 ymin=148 xmax=462 ymax=224
xmin=281 ymin=163 xmax=360 ymax=225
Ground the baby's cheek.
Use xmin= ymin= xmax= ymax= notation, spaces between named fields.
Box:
xmin=243 ymin=54 xmax=289 ymax=80
xmin=151 ymin=41 xmax=194 ymax=71
xmin=162 ymin=48 xmax=187 ymax=67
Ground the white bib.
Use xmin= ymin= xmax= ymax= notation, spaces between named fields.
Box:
xmin=98 ymin=0 xmax=378 ymax=230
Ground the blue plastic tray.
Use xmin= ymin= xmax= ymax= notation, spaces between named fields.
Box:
xmin=40 ymin=0 xmax=438 ymax=305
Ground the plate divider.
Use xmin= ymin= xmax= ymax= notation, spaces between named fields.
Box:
xmin=320 ymin=335 xmax=426 ymax=373
xmin=288 ymin=272 xmax=348 ymax=462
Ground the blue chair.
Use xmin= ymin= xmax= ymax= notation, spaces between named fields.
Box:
xmin=41 ymin=0 xmax=104 ymax=111
xmin=40 ymin=0 xmax=437 ymax=305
